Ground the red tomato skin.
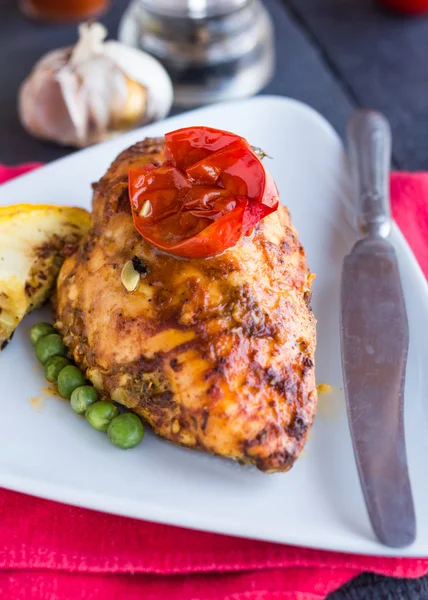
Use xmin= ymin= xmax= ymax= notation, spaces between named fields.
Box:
xmin=378 ymin=0 xmax=428 ymax=13
xmin=133 ymin=199 xmax=248 ymax=259
xmin=165 ymin=127 xmax=243 ymax=170
xmin=129 ymin=165 xmax=191 ymax=222
xmin=128 ymin=126 xmax=280 ymax=259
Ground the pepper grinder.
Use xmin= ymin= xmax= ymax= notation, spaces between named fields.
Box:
xmin=118 ymin=0 xmax=274 ymax=107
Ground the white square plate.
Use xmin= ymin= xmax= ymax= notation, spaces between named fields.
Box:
xmin=1 ymin=96 xmax=428 ymax=557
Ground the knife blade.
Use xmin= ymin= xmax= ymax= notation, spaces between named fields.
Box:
xmin=341 ymin=110 xmax=416 ymax=548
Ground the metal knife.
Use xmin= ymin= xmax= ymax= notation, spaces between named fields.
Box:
xmin=341 ymin=110 xmax=416 ymax=548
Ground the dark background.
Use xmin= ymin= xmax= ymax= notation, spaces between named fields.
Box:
xmin=2 ymin=0 xmax=428 ymax=596
xmin=3 ymin=0 xmax=428 ymax=170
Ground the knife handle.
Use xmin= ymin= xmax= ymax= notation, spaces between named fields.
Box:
xmin=347 ymin=110 xmax=392 ymax=239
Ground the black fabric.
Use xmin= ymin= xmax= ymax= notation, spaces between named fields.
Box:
xmin=0 ymin=0 xmax=426 ymax=596
xmin=329 ymin=572 xmax=428 ymax=599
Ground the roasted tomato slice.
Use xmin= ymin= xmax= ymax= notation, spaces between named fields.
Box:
xmin=165 ymin=126 xmax=243 ymax=171
xmin=128 ymin=126 xmax=279 ymax=259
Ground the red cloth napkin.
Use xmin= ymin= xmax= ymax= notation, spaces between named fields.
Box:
xmin=1 ymin=164 xmax=428 ymax=600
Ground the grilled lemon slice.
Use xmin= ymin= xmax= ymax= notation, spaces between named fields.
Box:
xmin=0 ymin=204 xmax=91 ymax=350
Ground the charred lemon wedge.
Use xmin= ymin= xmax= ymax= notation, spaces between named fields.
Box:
xmin=0 ymin=204 xmax=91 ymax=350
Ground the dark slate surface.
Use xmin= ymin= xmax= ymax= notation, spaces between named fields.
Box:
xmin=0 ymin=0 xmax=125 ymax=164
xmin=286 ymin=0 xmax=428 ymax=170
xmin=0 ymin=0 xmax=354 ymax=163
xmin=1 ymin=0 xmax=427 ymax=597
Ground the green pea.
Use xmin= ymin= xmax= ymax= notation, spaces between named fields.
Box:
xmin=35 ymin=333 xmax=66 ymax=364
xmin=107 ymin=413 xmax=144 ymax=449
xmin=44 ymin=356 xmax=70 ymax=383
xmin=86 ymin=401 xmax=120 ymax=432
xmin=57 ymin=365 xmax=86 ymax=399
xmin=70 ymin=385 xmax=98 ymax=415
xmin=30 ymin=322 xmax=56 ymax=346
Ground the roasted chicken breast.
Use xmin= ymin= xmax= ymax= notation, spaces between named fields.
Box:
xmin=56 ymin=138 xmax=317 ymax=472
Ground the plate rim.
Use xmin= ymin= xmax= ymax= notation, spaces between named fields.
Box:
xmin=1 ymin=94 xmax=428 ymax=557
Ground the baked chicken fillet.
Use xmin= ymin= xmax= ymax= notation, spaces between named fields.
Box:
xmin=55 ymin=137 xmax=317 ymax=472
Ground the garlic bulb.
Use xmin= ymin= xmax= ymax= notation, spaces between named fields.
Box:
xmin=18 ymin=22 xmax=173 ymax=147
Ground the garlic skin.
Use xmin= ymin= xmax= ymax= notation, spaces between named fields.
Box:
xmin=103 ymin=41 xmax=173 ymax=125
xmin=19 ymin=49 xmax=77 ymax=145
xmin=18 ymin=23 xmax=173 ymax=148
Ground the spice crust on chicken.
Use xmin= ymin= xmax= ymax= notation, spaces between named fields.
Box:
xmin=55 ymin=136 xmax=317 ymax=472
